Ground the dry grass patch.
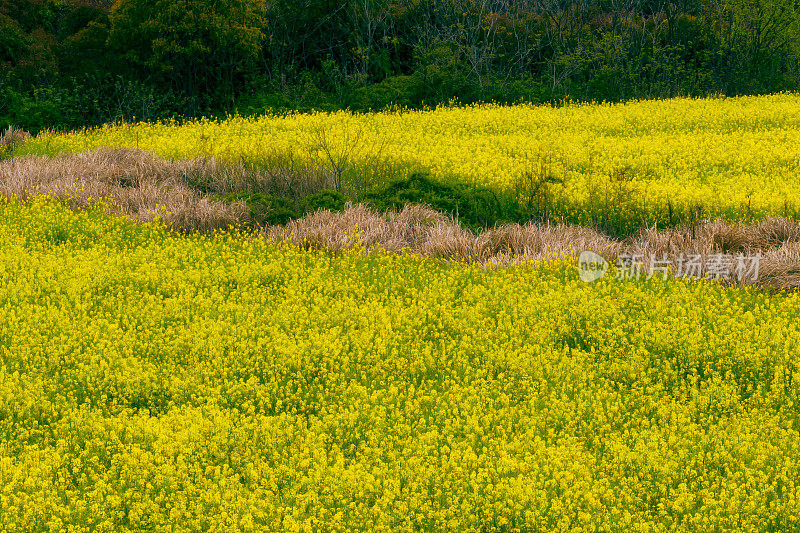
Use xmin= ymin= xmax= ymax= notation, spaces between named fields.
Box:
xmin=3 ymin=147 xmax=800 ymax=290
xmin=267 ymin=204 xmax=619 ymax=264
xmin=269 ymin=205 xmax=800 ymax=290
xmin=0 ymin=126 xmax=31 ymax=156
xmin=0 ymin=147 xmax=247 ymax=232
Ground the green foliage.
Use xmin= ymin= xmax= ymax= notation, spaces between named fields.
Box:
xmin=367 ymin=173 xmax=502 ymax=231
xmin=214 ymin=189 xmax=346 ymax=227
xmin=0 ymin=76 xmax=189 ymax=134
xmin=1 ymin=86 xmax=64 ymax=133
xmin=216 ymin=192 xmax=300 ymax=226
xmin=3 ymin=0 xmax=800 ymax=130
xmin=108 ymin=0 xmax=266 ymax=107
xmin=304 ymin=190 xmax=346 ymax=213
xmin=211 ymin=174 xmax=511 ymax=232
xmin=0 ymin=13 xmax=28 ymax=64
xmin=347 ymin=75 xmax=425 ymax=111
xmin=412 ymin=40 xmax=478 ymax=104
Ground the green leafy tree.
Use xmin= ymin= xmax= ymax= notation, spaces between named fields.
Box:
xmin=0 ymin=13 xmax=29 ymax=65
xmin=108 ymin=0 xmax=266 ymax=109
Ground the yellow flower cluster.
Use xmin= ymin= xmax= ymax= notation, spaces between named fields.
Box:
xmin=1 ymin=197 xmax=799 ymax=531
xmin=18 ymin=93 xmax=800 ymax=226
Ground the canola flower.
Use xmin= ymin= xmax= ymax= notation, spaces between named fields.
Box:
xmin=16 ymin=93 xmax=800 ymax=229
xmin=1 ymin=197 xmax=799 ymax=531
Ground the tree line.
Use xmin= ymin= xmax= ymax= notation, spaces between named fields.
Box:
xmin=2 ymin=0 xmax=799 ymax=132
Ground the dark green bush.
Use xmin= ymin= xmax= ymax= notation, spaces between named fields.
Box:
xmin=367 ymin=173 xmax=503 ymax=231
xmin=304 ymin=190 xmax=346 ymax=213
xmin=348 ymin=75 xmax=424 ymax=111
xmin=216 ymin=192 xmax=300 ymax=226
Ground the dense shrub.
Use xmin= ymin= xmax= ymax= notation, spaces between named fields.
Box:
xmin=304 ymin=189 xmax=346 ymax=213
xmin=216 ymin=191 xmax=300 ymax=226
xmin=367 ymin=173 xmax=503 ymax=231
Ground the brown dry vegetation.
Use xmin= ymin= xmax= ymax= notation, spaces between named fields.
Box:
xmin=0 ymin=126 xmax=31 ymax=155
xmin=268 ymin=206 xmax=800 ymax=291
xmin=2 ymin=147 xmax=800 ymax=290
xmin=0 ymin=148 xmax=247 ymax=232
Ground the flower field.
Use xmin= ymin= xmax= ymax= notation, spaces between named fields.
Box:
xmin=2 ymin=197 xmax=800 ymax=532
xmin=16 ymin=94 xmax=800 ymax=229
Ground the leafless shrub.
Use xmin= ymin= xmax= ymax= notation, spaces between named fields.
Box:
xmin=510 ymin=154 xmax=565 ymax=221
xmin=209 ymin=147 xmax=337 ymax=200
xmin=301 ymin=121 xmax=388 ymax=198
xmin=0 ymin=126 xmax=31 ymax=156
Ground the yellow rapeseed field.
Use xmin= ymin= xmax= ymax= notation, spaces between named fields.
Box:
xmin=17 ymin=93 xmax=800 ymax=227
xmin=1 ymin=197 xmax=799 ymax=532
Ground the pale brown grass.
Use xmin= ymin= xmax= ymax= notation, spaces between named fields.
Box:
xmin=0 ymin=148 xmax=246 ymax=232
xmin=3 ymin=147 xmax=800 ymax=290
xmin=269 ymin=205 xmax=800 ymax=291
xmin=0 ymin=126 xmax=31 ymax=154
xmin=0 ymin=147 xmax=340 ymax=232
